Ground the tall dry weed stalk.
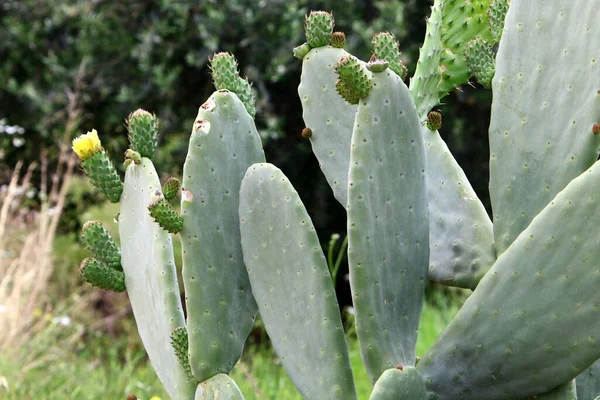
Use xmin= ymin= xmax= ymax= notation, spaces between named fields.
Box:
xmin=0 ymin=149 xmax=78 ymax=349
xmin=0 ymin=73 xmax=83 ymax=351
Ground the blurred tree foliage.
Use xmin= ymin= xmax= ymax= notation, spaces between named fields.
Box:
xmin=0 ymin=0 xmax=492 ymax=299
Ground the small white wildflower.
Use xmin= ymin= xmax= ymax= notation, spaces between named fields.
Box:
xmin=12 ymin=137 xmax=24 ymax=147
xmin=52 ymin=315 xmax=71 ymax=326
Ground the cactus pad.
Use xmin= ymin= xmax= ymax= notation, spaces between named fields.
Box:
xmin=370 ymin=367 xmax=427 ymax=400
xmin=195 ymin=374 xmax=244 ymax=400
xmin=148 ymin=193 xmax=183 ymax=234
xmin=489 ymin=0 xmax=600 ymax=255
xmin=119 ymin=158 xmax=194 ymax=399
xmin=239 ymin=163 xmax=357 ymax=400
xmin=298 ymin=46 xmax=362 ymax=207
xmin=170 ymin=327 xmax=195 ymax=382
xmin=464 ymin=38 xmax=495 ymax=88
xmin=79 ymin=257 xmax=125 ymax=292
xmin=371 ymin=32 xmax=407 ymax=79
xmin=162 ymin=177 xmax=181 ymax=201
xmin=80 ymin=150 xmax=123 ymax=203
xmin=347 ymin=68 xmax=428 ymax=382
xmin=181 ymin=90 xmax=265 ymax=382
xmin=304 ymin=11 xmax=334 ymax=48
xmin=488 ymin=0 xmax=510 ymax=44
xmin=80 ymin=221 xmax=121 ymax=270
xmin=126 ymin=109 xmax=158 ymax=159
xmin=418 ymin=159 xmax=600 ymax=399
xmin=335 ymin=56 xmax=372 ymax=103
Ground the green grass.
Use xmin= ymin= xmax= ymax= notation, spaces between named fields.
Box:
xmin=0 ymin=198 xmax=464 ymax=399
xmin=0 ymin=297 xmax=461 ymax=399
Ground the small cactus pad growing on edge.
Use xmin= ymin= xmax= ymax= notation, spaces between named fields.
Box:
xmin=210 ymin=52 xmax=240 ymax=92
xmin=126 ymin=109 xmax=158 ymax=159
xmin=331 ymin=31 xmax=346 ymax=48
xmin=304 ymin=11 xmax=334 ymax=47
xmin=464 ymin=38 xmax=495 ymax=88
xmin=293 ymin=42 xmax=312 ymax=59
xmin=335 ymin=56 xmax=372 ymax=104
xmin=426 ymin=110 xmax=443 ymax=131
xmin=72 ymin=129 xmax=123 ymax=203
xmin=209 ymin=52 xmax=256 ymax=117
xmin=148 ymin=192 xmax=183 ymax=234
xmin=372 ymin=32 xmax=407 ymax=79
xmin=170 ymin=327 xmax=195 ymax=381
xmin=488 ymin=0 xmax=511 ymax=44
xmin=370 ymin=367 xmax=427 ymax=400
xmin=366 ymin=59 xmax=389 ymax=73
xmin=162 ymin=177 xmax=181 ymax=201
xmin=80 ymin=221 xmax=122 ymax=270
xmin=80 ymin=257 xmax=125 ymax=292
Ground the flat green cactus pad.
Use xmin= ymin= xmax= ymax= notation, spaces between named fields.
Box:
xmin=370 ymin=367 xmax=427 ymax=400
xmin=533 ymin=381 xmax=577 ymax=400
xmin=119 ymin=158 xmax=195 ymax=400
xmin=239 ymin=163 xmax=357 ymax=400
xmin=489 ymin=0 xmax=600 ymax=255
xmin=298 ymin=46 xmax=361 ymax=207
xmin=418 ymin=159 xmax=600 ymax=399
xmin=347 ymin=68 xmax=428 ymax=382
xmin=577 ymin=360 xmax=600 ymax=400
xmin=195 ymin=374 xmax=244 ymax=400
xmin=181 ymin=90 xmax=265 ymax=382
xmin=409 ymin=0 xmax=444 ymax=118
xmin=424 ymin=125 xmax=495 ymax=289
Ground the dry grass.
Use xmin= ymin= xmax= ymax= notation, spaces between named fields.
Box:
xmin=0 ymin=146 xmax=78 ymax=349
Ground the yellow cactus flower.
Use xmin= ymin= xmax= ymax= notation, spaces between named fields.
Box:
xmin=149 ymin=397 xmax=161 ymax=400
xmin=72 ymin=129 xmax=102 ymax=161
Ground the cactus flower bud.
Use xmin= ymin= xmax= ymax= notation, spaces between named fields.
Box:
xmin=331 ymin=32 xmax=346 ymax=49
xmin=73 ymin=129 xmax=123 ymax=203
xmin=301 ymin=128 xmax=313 ymax=139
xmin=72 ymin=129 xmax=102 ymax=161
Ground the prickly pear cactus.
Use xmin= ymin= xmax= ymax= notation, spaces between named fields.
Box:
xmin=73 ymin=1 xmax=600 ymax=399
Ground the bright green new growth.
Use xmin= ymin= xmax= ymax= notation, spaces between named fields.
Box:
xmin=366 ymin=59 xmax=389 ymax=73
xmin=162 ymin=177 xmax=181 ymax=201
xmin=464 ymin=38 xmax=495 ymax=88
xmin=80 ymin=220 xmax=121 ymax=270
xmin=371 ymin=32 xmax=407 ymax=79
xmin=127 ymin=109 xmax=158 ymax=159
xmin=488 ymin=0 xmax=510 ymax=44
xmin=437 ymin=0 xmax=492 ymax=93
xmin=148 ymin=193 xmax=183 ymax=234
xmin=209 ymin=52 xmax=256 ymax=117
xmin=80 ymin=150 xmax=123 ymax=203
xmin=79 ymin=257 xmax=125 ymax=292
xmin=170 ymin=327 xmax=195 ymax=382
xmin=209 ymin=52 xmax=239 ymax=92
xmin=304 ymin=11 xmax=334 ymax=48
xmin=335 ymin=56 xmax=372 ymax=104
